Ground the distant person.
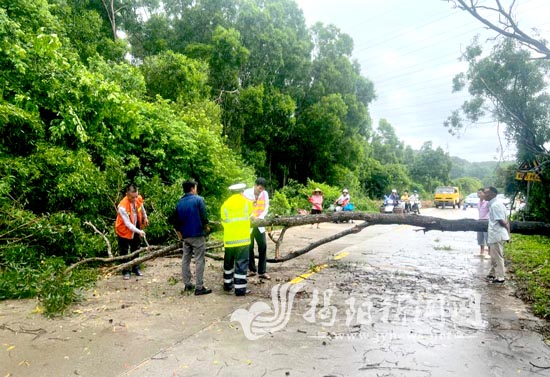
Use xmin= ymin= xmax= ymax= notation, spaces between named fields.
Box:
xmin=401 ymin=190 xmax=410 ymax=212
xmin=308 ymin=188 xmax=323 ymax=228
xmin=221 ymin=183 xmax=254 ymax=296
xmin=174 ymin=179 xmax=212 ymax=296
xmin=477 ymin=188 xmax=490 ymax=257
xmin=484 ymin=187 xmax=510 ymax=285
xmin=244 ymin=178 xmax=270 ymax=280
xmin=389 ymin=189 xmax=399 ymax=205
xmin=410 ymin=190 xmax=421 ymax=214
xmin=115 ymin=184 xmax=148 ymax=280
xmin=334 ymin=189 xmax=351 ymax=211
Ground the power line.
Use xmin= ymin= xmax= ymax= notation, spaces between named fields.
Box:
xmin=353 ymin=10 xmax=462 ymax=53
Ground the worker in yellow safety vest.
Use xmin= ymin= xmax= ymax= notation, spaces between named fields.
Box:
xmin=221 ymin=183 xmax=254 ymax=296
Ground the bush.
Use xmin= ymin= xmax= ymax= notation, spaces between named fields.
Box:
xmin=37 ymin=258 xmax=97 ymax=317
xmin=506 ymin=235 xmax=550 ymax=318
xmin=269 ymin=191 xmax=292 ymax=216
xmin=135 ymin=176 xmax=184 ymax=244
xmin=271 ymin=179 xmax=379 ymax=214
xmin=0 ymin=250 xmax=97 ymax=317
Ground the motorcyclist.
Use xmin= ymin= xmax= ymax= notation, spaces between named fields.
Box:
xmin=334 ymin=189 xmax=351 ymax=211
xmin=401 ymin=190 xmax=411 ymax=212
xmin=410 ymin=190 xmax=421 ymax=214
xmin=389 ymin=189 xmax=399 ymax=206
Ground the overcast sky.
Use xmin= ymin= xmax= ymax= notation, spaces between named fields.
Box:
xmin=295 ymin=0 xmax=550 ymax=162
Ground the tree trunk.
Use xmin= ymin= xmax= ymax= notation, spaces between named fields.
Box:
xmin=68 ymin=212 xmax=549 ymax=272
xmin=252 ymin=212 xmax=550 ymax=235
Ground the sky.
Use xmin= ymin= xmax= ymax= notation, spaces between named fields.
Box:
xmin=295 ymin=0 xmax=550 ymax=162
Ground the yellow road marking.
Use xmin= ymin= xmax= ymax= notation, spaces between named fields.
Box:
xmin=333 ymin=251 xmax=349 ymax=260
xmin=290 ymin=251 xmax=350 ymax=284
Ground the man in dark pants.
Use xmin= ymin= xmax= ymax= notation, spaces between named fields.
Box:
xmin=244 ymin=178 xmax=270 ymax=280
xmin=221 ymin=183 xmax=254 ymax=296
xmin=115 ymin=184 xmax=148 ymax=280
xmin=174 ymin=179 xmax=212 ymax=296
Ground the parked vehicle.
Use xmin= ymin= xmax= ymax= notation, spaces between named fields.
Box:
xmin=434 ymin=186 xmax=461 ymax=209
xmin=464 ymin=192 xmax=480 ymax=208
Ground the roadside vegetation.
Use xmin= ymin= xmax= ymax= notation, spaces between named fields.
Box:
xmin=507 ymin=235 xmax=550 ymax=319
xmin=0 ymin=0 xmax=548 ymax=316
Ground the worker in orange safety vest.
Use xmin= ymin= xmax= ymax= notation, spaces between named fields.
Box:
xmin=115 ymin=184 xmax=148 ymax=280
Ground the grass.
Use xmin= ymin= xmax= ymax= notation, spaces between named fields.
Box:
xmin=506 ymin=235 xmax=550 ymax=318
xmin=308 ymin=258 xmax=322 ymax=273
xmin=433 ymin=245 xmax=452 ymax=251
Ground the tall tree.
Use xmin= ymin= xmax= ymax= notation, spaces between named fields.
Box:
xmin=409 ymin=142 xmax=452 ymax=192
xmin=371 ymin=119 xmax=405 ymax=165
xmin=445 ymin=38 xmax=550 ymax=219
xmin=445 ymin=39 xmax=550 ymax=163
xmin=295 ymin=22 xmax=374 ymax=187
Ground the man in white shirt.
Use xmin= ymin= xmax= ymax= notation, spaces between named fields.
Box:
xmin=484 ymin=187 xmax=511 ymax=284
xmin=243 ymin=178 xmax=270 ymax=279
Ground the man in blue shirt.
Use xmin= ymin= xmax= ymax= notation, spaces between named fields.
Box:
xmin=175 ymin=179 xmax=211 ymax=296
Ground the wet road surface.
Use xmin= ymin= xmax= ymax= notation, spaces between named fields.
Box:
xmin=2 ymin=208 xmax=549 ymax=377
xmin=124 ymin=208 xmax=550 ymax=377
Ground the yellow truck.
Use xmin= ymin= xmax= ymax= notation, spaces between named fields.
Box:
xmin=433 ymin=186 xmax=461 ymax=209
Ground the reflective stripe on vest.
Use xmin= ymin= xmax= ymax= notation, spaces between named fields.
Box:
xmin=225 ymin=238 xmax=250 ymax=245
xmin=252 ymin=194 xmax=265 ymax=218
xmin=223 ymin=216 xmax=250 ymax=223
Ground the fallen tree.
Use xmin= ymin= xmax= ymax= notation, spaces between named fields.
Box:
xmin=253 ymin=212 xmax=550 ymax=235
xmin=66 ymin=211 xmax=550 ymax=272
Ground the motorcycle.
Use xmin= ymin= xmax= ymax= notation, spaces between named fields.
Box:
xmin=380 ymin=195 xmax=393 ymax=213
xmin=409 ymin=196 xmax=421 ymax=215
xmin=380 ymin=196 xmax=403 ymax=214
xmin=330 ymin=202 xmax=354 ymax=223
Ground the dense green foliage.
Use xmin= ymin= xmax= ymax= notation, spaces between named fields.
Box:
xmin=269 ymin=179 xmax=378 ymax=216
xmin=1 ymin=0 xmax=545 ymax=315
xmin=507 ymin=235 xmax=550 ymax=318
xmin=0 ymin=0 xmax=251 ymax=311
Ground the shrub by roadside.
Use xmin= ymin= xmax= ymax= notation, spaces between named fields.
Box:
xmin=507 ymin=235 xmax=550 ymax=318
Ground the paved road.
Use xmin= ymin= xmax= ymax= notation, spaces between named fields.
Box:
xmin=2 ymin=208 xmax=549 ymax=377
xmin=123 ymin=208 xmax=550 ymax=377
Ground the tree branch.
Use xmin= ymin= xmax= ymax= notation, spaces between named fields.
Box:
xmin=267 ymin=227 xmax=289 ymax=259
xmin=84 ymin=221 xmax=112 ymax=258
xmin=267 ymin=221 xmax=371 ymax=262
xmin=65 ymin=241 xmax=224 ymax=274
xmin=450 ymin=0 xmax=550 ymax=58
